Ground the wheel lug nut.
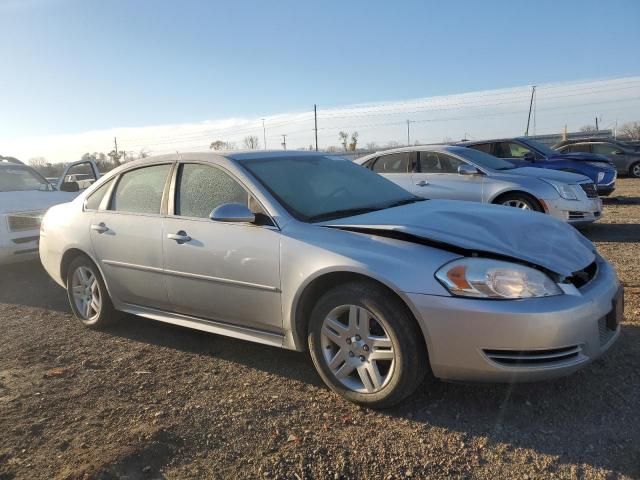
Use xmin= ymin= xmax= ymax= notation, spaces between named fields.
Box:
xmin=359 ymin=355 xmax=365 ymax=361
xmin=349 ymin=351 xmax=355 ymax=357
xmin=346 ymin=339 xmax=352 ymax=345
xmin=355 ymin=335 xmax=361 ymax=341
xmin=363 ymin=345 xmax=369 ymax=351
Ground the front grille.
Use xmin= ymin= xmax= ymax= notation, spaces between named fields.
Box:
xmin=568 ymin=211 xmax=585 ymax=220
xmin=484 ymin=346 xmax=581 ymax=366
xmin=580 ymin=183 xmax=598 ymax=198
xmin=565 ymin=261 xmax=598 ymax=289
xmin=12 ymin=236 xmax=39 ymax=244
xmin=598 ymin=316 xmax=616 ymax=346
xmin=7 ymin=211 xmax=44 ymax=232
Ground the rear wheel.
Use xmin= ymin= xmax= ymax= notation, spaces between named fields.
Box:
xmin=630 ymin=162 xmax=640 ymax=178
xmin=66 ymin=256 xmax=118 ymax=329
xmin=308 ymin=281 xmax=427 ymax=408
xmin=496 ymin=193 xmax=543 ymax=212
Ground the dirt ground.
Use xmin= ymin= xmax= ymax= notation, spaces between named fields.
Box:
xmin=1 ymin=179 xmax=639 ymax=480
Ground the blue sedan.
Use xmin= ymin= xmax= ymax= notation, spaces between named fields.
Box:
xmin=458 ymin=137 xmax=617 ymax=195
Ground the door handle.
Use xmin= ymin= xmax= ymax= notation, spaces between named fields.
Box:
xmin=415 ymin=180 xmax=428 ymax=186
xmin=167 ymin=230 xmax=192 ymax=244
xmin=91 ymin=223 xmax=109 ymax=233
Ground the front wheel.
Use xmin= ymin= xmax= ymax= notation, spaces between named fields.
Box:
xmin=66 ymin=256 xmax=118 ymax=329
xmin=308 ymin=281 xmax=427 ymax=408
xmin=496 ymin=193 xmax=543 ymax=212
xmin=630 ymin=162 xmax=640 ymax=178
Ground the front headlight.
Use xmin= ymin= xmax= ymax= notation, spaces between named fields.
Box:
xmin=435 ymin=258 xmax=562 ymax=299
xmin=541 ymin=179 xmax=578 ymax=200
xmin=597 ymin=171 xmax=605 ymax=183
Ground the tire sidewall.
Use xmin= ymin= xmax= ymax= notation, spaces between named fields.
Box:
xmin=499 ymin=193 xmax=541 ymax=212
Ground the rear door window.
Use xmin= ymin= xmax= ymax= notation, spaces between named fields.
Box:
xmin=110 ymin=164 xmax=171 ymax=214
xmin=467 ymin=143 xmax=493 ymax=154
xmin=592 ymin=143 xmax=618 ymax=155
xmin=568 ymin=143 xmax=592 ymax=153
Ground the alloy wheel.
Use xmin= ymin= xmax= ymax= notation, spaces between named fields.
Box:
xmin=71 ymin=266 xmax=102 ymax=321
xmin=320 ymin=305 xmax=396 ymax=394
xmin=632 ymin=163 xmax=640 ymax=178
xmin=502 ymin=199 xmax=531 ymax=209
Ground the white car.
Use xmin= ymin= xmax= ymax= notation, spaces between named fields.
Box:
xmin=0 ymin=158 xmax=99 ymax=264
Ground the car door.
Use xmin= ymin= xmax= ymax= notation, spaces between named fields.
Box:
xmin=89 ymin=163 xmax=173 ymax=310
xmin=59 ymin=160 xmax=101 ymax=191
xmin=369 ymin=152 xmax=415 ymax=192
xmin=411 ymin=151 xmax=484 ymax=201
xmin=591 ymin=143 xmax=629 ymax=173
xmin=162 ymin=161 xmax=282 ymax=333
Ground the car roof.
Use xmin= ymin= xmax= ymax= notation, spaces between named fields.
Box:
xmin=555 ymin=137 xmax=619 ymax=145
xmin=357 ymin=144 xmax=470 ymax=159
xmin=457 ymin=137 xmax=528 ymax=146
xmin=112 ymin=150 xmax=338 ymax=168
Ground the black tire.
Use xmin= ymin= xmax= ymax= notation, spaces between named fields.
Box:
xmin=629 ymin=162 xmax=640 ymax=178
xmin=495 ymin=192 xmax=543 ymax=212
xmin=307 ymin=281 xmax=427 ymax=409
xmin=65 ymin=255 xmax=119 ymax=329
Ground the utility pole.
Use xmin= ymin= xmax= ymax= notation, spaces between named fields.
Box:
xmin=406 ymin=120 xmax=412 ymax=146
xmin=314 ymin=104 xmax=318 ymax=151
xmin=261 ymin=119 xmax=267 ymax=150
xmin=281 ymin=134 xmax=287 ymax=151
xmin=595 ymin=117 xmax=599 ymax=131
xmin=525 ymin=85 xmax=536 ymax=136
xmin=114 ymin=137 xmax=118 ymax=156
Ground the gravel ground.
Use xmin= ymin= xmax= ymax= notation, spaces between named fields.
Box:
xmin=1 ymin=179 xmax=639 ymax=480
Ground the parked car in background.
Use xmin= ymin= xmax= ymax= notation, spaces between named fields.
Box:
xmin=356 ymin=146 xmax=602 ymax=225
xmin=0 ymin=158 xmax=99 ymax=264
xmin=553 ymin=138 xmax=640 ymax=178
xmin=62 ymin=173 xmax=98 ymax=189
xmin=40 ymin=151 xmax=621 ymax=408
xmin=459 ymin=137 xmax=617 ymax=195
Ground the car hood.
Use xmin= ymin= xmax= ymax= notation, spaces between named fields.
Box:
xmin=501 ymin=167 xmax=590 ymax=183
xmin=320 ymin=200 xmax=595 ymax=277
xmin=0 ymin=190 xmax=78 ymax=214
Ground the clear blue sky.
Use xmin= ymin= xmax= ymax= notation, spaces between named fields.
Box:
xmin=2 ymin=0 xmax=639 ymax=138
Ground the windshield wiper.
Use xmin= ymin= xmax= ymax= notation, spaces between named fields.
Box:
xmin=309 ymin=207 xmax=383 ymax=222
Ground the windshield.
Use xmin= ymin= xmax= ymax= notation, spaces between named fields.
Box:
xmin=240 ymin=155 xmax=421 ymax=222
xmin=0 ymin=165 xmax=52 ymax=192
xmin=452 ymin=147 xmax=516 ymax=170
xmin=519 ymin=138 xmax=557 ymax=156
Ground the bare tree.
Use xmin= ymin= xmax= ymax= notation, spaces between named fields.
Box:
xmin=210 ymin=140 xmax=229 ymax=150
xmin=365 ymin=142 xmax=378 ymax=151
xmin=243 ymin=136 xmax=260 ymax=150
xmin=386 ymin=141 xmax=400 ymax=148
xmin=619 ymin=121 xmax=640 ymax=140
xmin=580 ymin=125 xmax=598 ymax=133
xmin=348 ymin=132 xmax=359 ymax=151
xmin=138 ymin=149 xmax=149 ymax=159
xmin=338 ymin=131 xmax=349 ymax=151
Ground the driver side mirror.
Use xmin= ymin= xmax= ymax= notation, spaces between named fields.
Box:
xmin=210 ymin=203 xmax=256 ymax=223
xmin=523 ymin=152 xmax=535 ymax=162
xmin=458 ymin=164 xmax=480 ymax=175
xmin=59 ymin=181 xmax=80 ymax=192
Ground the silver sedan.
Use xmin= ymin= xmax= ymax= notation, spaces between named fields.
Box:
xmin=356 ymin=145 xmax=603 ymax=225
xmin=39 ymin=152 xmax=622 ymax=408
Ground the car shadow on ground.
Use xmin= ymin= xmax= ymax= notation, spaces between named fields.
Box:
xmin=104 ymin=312 xmax=639 ymax=477
xmin=580 ymin=223 xmax=640 ymax=242
xmin=602 ymin=196 xmax=640 ymax=205
xmin=0 ymin=261 xmax=69 ymax=312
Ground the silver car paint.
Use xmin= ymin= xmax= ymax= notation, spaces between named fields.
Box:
xmin=356 ymin=146 xmax=602 ymax=224
xmin=39 ymin=152 xmax=620 ymax=383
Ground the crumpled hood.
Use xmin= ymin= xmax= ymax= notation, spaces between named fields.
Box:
xmin=320 ymin=200 xmax=596 ymax=277
xmin=0 ymin=190 xmax=78 ymax=214
xmin=504 ymin=167 xmax=590 ymax=183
